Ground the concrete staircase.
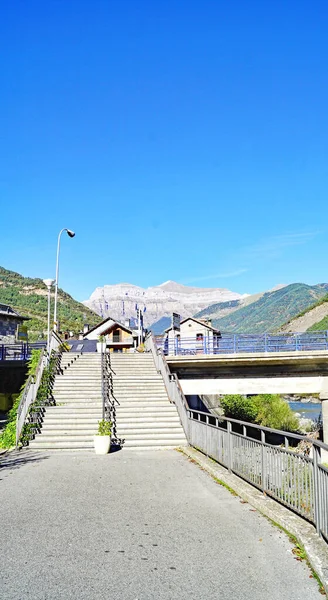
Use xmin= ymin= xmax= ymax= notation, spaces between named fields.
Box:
xmin=29 ymin=353 xmax=102 ymax=450
xmin=28 ymin=351 xmax=187 ymax=451
xmin=111 ymin=353 xmax=187 ymax=448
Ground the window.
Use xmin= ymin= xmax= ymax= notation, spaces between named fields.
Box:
xmin=196 ymin=333 xmax=203 ymax=342
xmin=113 ymin=330 xmax=121 ymax=343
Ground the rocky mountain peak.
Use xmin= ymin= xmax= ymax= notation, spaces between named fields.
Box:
xmin=83 ymin=281 xmax=244 ymax=326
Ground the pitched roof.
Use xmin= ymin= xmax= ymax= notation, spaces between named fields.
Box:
xmin=83 ymin=316 xmax=133 ymax=337
xmin=0 ymin=303 xmax=30 ymax=320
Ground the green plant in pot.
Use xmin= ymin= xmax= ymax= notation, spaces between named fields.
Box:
xmin=97 ymin=335 xmax=106 ymax=353
xmin=94 ymin=419 xmax=113 ymax=454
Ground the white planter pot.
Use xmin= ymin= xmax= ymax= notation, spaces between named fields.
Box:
xmin=97 ymin=342 xmax=104 ymax=353
xmin=94 ymin=435 xmax=111 ymax=455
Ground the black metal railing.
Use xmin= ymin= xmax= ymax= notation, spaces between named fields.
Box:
xmin=101 ymin=350 xmax=123 ymax=446
xmin=24 ymin=346 xmax=65 ymax=444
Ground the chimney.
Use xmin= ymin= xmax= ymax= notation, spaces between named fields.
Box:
xmin=125 ymin=318 xmax=131 ymax=328
xmin=83 ymin=323 xmax=89 ymax=334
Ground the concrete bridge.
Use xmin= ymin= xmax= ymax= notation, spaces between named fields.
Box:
xmin=166 ymin=350 xmax=328 ymax=448
xmin=166 ymin=350 xmax=328 ymax=397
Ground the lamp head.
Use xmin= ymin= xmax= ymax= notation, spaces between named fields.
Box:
xmin=43 ymin=278 xmax=55 ymax=288
xmin=66 ymin=229 xmax=75 ymax=238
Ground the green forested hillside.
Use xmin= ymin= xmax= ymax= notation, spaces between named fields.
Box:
xmin=210 ymin=283 xmax=328 ymax=333
xmin=308 ymin=315 xmax=328 ymax=331
xmin=195 ymin=299 xmax=241 ymax=319
xmin=0 ymin=266 xmax=99 ymax=340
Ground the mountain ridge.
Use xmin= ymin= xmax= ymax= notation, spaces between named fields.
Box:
xmin=83 ymin=281 xmax=245 ymax=326
xmin=207 ymin=283 xmax=328 ymax=333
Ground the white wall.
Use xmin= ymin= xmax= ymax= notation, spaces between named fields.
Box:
xmin=84 ymin=319 xmax=115 ymax=340
xmin=180 ymin=376 xmax=327 ymax=396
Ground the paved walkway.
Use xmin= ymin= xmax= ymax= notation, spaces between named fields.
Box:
xmin=0 ymin=448 xmax=323 ymax=600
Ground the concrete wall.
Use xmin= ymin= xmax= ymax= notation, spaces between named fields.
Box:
xmin=180 ymin=376 xmax=328 ymax=396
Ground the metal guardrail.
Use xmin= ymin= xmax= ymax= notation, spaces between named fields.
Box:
xmin=146 ymin=332 xmax=328 ymax=543
xmin=15 ymin=332 xmax=63 ymax=446
xmin=156 ymin=331 xmax=328 ymax=356
xmin=145 ymin=333 xmax=190 ymax=437
xmin=0 ymin=342 xmax=46 ymax=361
xmin=188 ymin=410 xmax=328 ymax=542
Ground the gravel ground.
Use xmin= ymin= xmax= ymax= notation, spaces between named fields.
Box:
xmin=0 ymin=448 xmax=323 ymax=600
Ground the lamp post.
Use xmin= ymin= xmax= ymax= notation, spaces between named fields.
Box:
xmin=53 ymin=228 xmax=75 ymax=332
xmin=43 ymin=278 xmax=55 ymax=356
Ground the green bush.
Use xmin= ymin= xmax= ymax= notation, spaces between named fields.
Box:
xmin=220 ymin=395 xmax=258 ymax=422
xmin=97 ymin=420 xmax=112 ymax=436
xmin=0 ymin=350 xmax=41 ymax=449
xmin=253 ymin=394 xmax=300 ymax=432
xmin=220 ymin=393 xmax=300 ymax=432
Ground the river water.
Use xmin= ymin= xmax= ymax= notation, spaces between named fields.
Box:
xmin=289 ymin=401 xmax=322 ymax=422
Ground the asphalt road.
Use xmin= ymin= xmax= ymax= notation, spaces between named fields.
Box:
xmin=0 ymin=448 xmax=323 ymax=600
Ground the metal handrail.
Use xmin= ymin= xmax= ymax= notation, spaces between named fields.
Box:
xmin=15 ymin=331 xmax=65 ymax=446
xmin=146 ymin=331 xmax=328 ymax=543
xmin=188 ymin=407 xmax=328 ymax=541
xmin=101 ymin=350 xmax=122 ymax=445
xmin=16 ymin=349 xmax=46 ymax=446
xmin=187 ymin=408 xmax=328 ymax=448
xmin=145 ymin=333 xmax=190 ymax=437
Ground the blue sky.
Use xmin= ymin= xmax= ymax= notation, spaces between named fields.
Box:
xmin=1 ymin=0 xmax=327 ymax=301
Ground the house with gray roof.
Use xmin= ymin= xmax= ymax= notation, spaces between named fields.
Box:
xmin=0 ymin=304 xmax=30 ymax=343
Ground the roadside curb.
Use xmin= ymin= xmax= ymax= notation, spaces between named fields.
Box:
xmin=180 ymin=446 xmax=328 ymax=597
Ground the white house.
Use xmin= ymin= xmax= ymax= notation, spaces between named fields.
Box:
xmin=83 ymin=317 xmax=139 ymax=352
xmin=163 ymin=317 xmax=221 ymax=355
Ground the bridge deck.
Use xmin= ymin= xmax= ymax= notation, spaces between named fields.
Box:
xmin=0 ymin=448 xmax=322 ymax=599
xmin=167 ymin=349 xmax=328 ymax=367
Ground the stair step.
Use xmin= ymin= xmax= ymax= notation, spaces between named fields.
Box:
xmin=43 ymin=419 xmax=100 ymax=424
xmin=38 ymin=428 xmax=98 ymax=435
xmin=45 ymin=410 xmax=102 ymax=416
xmin=116 ymin=430 xmax=186 ymax=438
xmin=29 ymin=440 xmax=95 ymax=449
xmin=50 ymin=403 xmax=103 ymax=409
xmin=123 ymin=439 xmax=187 ymax=448
xmin=117 ymin=426 xmax=184 ymax=434
xmin=31 ymin=434 xmax=96 ymax=441
xmin=116 ymin=409 xmax=177 ymax=416
xmin=53 ymin=393 xmax=103 ymax=398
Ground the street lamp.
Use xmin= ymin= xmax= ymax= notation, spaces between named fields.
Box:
xmin=43 ymin=278 xmax=55 ymax=356
xmin=53 ymin=228 xmax=75 ymax=332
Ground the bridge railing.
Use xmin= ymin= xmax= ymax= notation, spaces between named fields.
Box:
xmin=0 ymin=342 xmax=46 ymax=361
xmin=156 ymin=331 xmax=328 ymax=356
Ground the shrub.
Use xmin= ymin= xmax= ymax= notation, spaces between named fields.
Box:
xmin=0 ymin=350 xmax=41 ymax=449
xmin=220 ymin=395 xmax=258 ymax=422
xmin=220 ymin=393 xmax=300 ymax=433
xmin=252 ymin=394 xmax=300 ymax=432
xmin=97 ymin=420 xmax=112 ymax=436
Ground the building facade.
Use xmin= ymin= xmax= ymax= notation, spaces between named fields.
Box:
xmin=0 ymin=304 xmax=29 ymax=344
xmin=164 ymin=317 xmax=221 ymax=354
xmin=83 ymin=316 xmax=139 ymax=352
